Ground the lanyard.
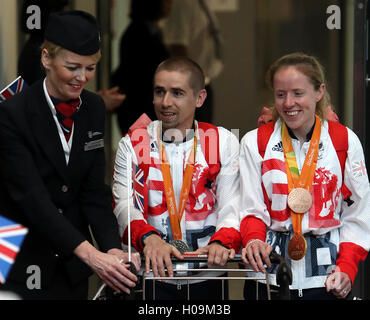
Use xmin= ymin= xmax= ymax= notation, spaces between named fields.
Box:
xmin=159 ymin=123 xmax=198 ymax=240
xmin=43 ymin=79 xmax=75 ymax=164
xmin=282 ymin=115 xmax=321 ymax=236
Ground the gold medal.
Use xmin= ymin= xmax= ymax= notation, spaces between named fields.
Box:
xmin=288 ymin=234 xmax=307 ymax=260
xmin=287 ymin=187 xmax=312 ymax=214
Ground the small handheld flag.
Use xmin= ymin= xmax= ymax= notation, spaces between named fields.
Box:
xmin=0 ymin=216 xmax=28 ymax=283
xmin=0 ymin=76 xmax=28 ymax=103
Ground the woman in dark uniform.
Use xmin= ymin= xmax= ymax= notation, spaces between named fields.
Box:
xmin=0 ymin=10 xmax=140 ymax=300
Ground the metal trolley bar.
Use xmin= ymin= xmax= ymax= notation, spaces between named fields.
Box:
xmin=142 ymin=268 xmax=271 ymax=301
xmin=93 ymin=251 xmax=292 ymax=300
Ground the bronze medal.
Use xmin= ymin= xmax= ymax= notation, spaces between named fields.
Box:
xmin=287 ymin=187 xmax=312 ymax=214
xmin=288 ymin=234 xmax=307 ymax=260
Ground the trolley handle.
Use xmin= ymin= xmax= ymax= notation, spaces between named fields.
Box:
xmin=168 ymin=251 xmax=293 ymax=301
xmin=269 ymin=251 xmax=292 ymax=300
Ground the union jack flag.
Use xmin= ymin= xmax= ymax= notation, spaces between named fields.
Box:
xmin=132 ymin=163 xmax=147 ymax=213
xmin=352 ymin=160 xmax=367 ymax=178
xmin=0 ymin=76 xmax=28 ymax=103
xmin=0 ymin=216 xmax=28 ymax=283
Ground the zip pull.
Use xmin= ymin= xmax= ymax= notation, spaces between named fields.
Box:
xmin=298 ymin=289 xmax=303 ymax=298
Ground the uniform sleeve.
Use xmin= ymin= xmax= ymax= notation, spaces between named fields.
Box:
xmin=112 ymin=135 xmax=160 ymax=252
xmin=239 ymin=129 xmax=271 ymax=246
xmin=335 ymin=128 xmax=370 ymax=283
xmin=209 ymin=127 xmax=241 ymax=251
xmin=0 ymin=104 xmax=85 ymax=256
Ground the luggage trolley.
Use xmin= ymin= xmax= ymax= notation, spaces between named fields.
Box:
xmin=142 ymin=266 xmax=270 ymax=301
xmin=94 ymin=155 xmax=292 ymax=301
xmin=94 ymin=251 xmax=292 ymax=301
xmin=141 ymin=251 xmax=292 ymax=301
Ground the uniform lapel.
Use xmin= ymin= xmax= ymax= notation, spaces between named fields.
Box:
xmin=67 ymin=97 xmax=88 ymax=178
xmin=29 ymin=81 xmax=69 ymax=180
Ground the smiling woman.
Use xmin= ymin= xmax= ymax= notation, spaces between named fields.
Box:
xmin=41 ymin=46 xmax=99 ymax=101
xmin=266 ymin=53 xmax=330 ymax=126
xmin=0 ymin=10 xmax=140 ymax=300
xmin=272 ymin=65 xmax=324 ymax=143
xmin=239 ymin=52 xmax=370 ymax=300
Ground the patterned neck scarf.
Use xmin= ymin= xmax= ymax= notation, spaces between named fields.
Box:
xmin=52 ymin=97 xmax=81 ymax=142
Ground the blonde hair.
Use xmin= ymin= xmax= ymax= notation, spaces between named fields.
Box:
xmin=266 ymin=52 xmax=330 ymax=121
xmin=41 ymin=40 xmax=101 ymax=62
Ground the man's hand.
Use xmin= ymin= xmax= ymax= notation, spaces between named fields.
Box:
xmin=189 ymin=242 xmax=235 ymax=267
xmin=97 ymin=86 xmax=126 ymax=113
xmin=143 ymin=234 xmax=183 ymax=277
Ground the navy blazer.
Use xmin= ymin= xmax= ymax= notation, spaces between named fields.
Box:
xmin=0 ymin=80 xmax=121 ymax=288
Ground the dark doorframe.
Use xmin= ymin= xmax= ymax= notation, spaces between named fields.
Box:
xmin=96 ymin=0 xmax=114 ymax=185
xmin=352 ymin=0 xmax=369 ymax=300
xmin=353 ymin=0 xmax=368 ymax=144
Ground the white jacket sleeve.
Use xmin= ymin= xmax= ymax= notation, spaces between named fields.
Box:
xmin=213 ymin=127 xmax=240 ymax=232
xmin=112 ymin=135 xmax=145 ymax=238
xmin=239 ymin=129 xmax=271 ymax=227
xmin=339 ymin=128 xmax=370 ymax=251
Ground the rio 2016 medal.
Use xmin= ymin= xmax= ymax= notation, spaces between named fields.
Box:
xmin=288 ymin=234 xmax=307 ymax=260
xmin=287 ymin=187 xmax=312 ymax=214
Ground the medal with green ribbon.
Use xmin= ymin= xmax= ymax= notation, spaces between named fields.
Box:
xmin=282 ymin=115 xmax=321 ymax=260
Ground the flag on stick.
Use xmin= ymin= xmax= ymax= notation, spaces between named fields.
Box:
xmin=132 ymin=163 xmax=146 ymax=213
xmin=0 ymin=216 xmax=28 ymax=283
xmin=0 ymin=76 xmax=28 ymax=103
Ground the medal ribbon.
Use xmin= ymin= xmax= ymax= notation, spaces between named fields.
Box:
xmin=282 ymin=115 xmax=321 ymax=235
xmin=159 ymin=123 xmax=198 ymax=240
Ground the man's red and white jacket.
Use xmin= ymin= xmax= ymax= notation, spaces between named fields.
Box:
xmin=113 ymin=120 xmax=241 ymax=258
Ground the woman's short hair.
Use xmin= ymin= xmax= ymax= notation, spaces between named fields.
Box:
xmin=266 ymin=52 xmax=330 ymax=121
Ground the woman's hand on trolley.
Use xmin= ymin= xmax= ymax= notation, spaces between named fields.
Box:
xmin=325 ymin=269 xmax=352 ymax=299
xmin=241 ymin=239 xmax=273 ymax=274
xmin=74 ymin=241 xmax=138 ymax=294
xmin=107 ymin=247 xmax=141 ymax=274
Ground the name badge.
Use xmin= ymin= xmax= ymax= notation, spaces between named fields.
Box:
xmin=84 ymin=139 xmax=104 ymax=151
